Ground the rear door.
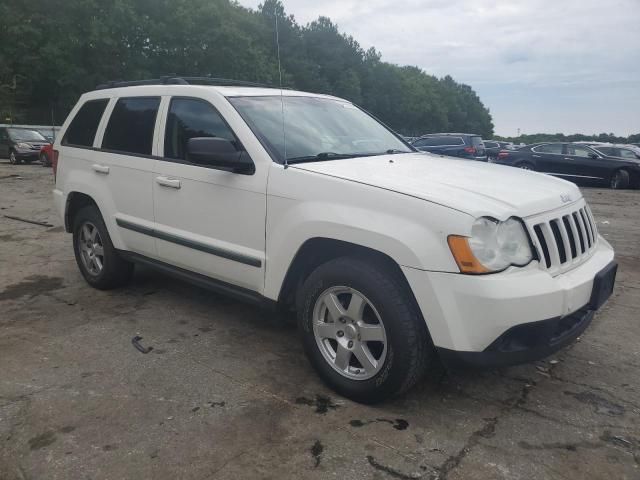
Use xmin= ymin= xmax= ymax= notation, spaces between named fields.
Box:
xmin=94 ymin=96 xmax=161 ymax=257
xmin=530 ymin=143 xmax=564 ymax=173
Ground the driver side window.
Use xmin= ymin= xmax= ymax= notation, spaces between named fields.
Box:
xmin=164 ymin=98 xmax=236 ymax=160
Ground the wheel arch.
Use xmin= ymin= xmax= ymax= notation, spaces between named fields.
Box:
xmin=64 ymin=191 xmax=99 ymax=233
xmin=277 ymin=237 xmax=420 ymax=314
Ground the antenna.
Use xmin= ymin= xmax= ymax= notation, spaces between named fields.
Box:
xmin=274 ymin=8 xmax=288 ymax=168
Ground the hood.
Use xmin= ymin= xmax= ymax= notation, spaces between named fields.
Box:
xmin=291 ymin=152 xmax=582 ymax=218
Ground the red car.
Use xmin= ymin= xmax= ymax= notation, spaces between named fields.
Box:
xmin=40 ymin=143 xmax=54 ymax=167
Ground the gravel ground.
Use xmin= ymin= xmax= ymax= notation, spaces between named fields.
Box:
xmin=1 ymin=161 xmax=639 ymax=480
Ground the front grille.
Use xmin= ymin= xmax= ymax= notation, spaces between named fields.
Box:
xmin=527 ymin=202 xmax=598 ymax=273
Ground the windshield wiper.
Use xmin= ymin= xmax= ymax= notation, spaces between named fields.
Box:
xmin=384 ymin=149 xmax=410 ymax=154
xmin=287 ymin=152 xmax=371 ymax=164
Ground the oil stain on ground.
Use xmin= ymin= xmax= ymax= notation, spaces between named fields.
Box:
xmin=564 ymin=390 xmax=625 ymax=416
xmin=310 ymin=440 xmax=323 ymax=468
xmin=0 ymin=275 xmax=64 ymax=301
xmin=295 ymin=395 xmax=338 ymax=414
xmin=28 ymin=431 xmax=57 ymax=450
xmin=350 ymin=418 xmax=409 ymax=430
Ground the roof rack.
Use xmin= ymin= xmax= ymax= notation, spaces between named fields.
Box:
xmin=95 ymin=76 xmax=276 ymax=90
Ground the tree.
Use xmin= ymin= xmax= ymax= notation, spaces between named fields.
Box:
xmin=0 ymin=0 xmax=494 ymax=137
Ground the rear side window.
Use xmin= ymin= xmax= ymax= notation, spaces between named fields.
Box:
xmin=62 ymin=99 xmax=109 ymax=147
xmin=470 ymin=136 xmax=483 ymax=147
xmin=102 ymin=97 xmax=160 ymax=155
xmin=532 ymin=144 xmax=563 ymax=154
xmin=164 ymin=98 xmax=236 ymax=160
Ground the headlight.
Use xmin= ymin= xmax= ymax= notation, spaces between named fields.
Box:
xmin=448 ymin=217 xmax=533 ymax=274
xmin=16 ymin=142 xmax=30 ymax=149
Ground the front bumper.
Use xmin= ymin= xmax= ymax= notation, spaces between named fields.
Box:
xmin=15 ymin=148 xmax=40 ymax=161
xmin=437 ymin=306 xmax=594 ymax=368
xmin=402 ymin=236 xmax=616 ymax=366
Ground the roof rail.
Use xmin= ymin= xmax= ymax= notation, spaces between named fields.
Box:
xmin=94 ymin=76 xmax=275 ymax=90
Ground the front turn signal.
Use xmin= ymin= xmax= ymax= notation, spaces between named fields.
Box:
xmin=447 ymin=235 xmax=489 ymax=274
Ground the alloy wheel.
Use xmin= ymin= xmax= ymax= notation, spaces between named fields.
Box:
xmin=312 ymin=286 xmax=387 ymax=380
xmin=79 ymin=221 xmax=105 ymax=276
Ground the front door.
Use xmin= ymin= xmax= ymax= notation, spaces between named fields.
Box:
xmin=152 ymin=96 xmax=267 ymax=293
xmin=562 ymin=144 xmax=607 ymax=183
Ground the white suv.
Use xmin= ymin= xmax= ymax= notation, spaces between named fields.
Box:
xmin=53 ymin=78 xmax=617 ymax=403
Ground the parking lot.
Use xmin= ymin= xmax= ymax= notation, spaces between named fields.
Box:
xmin=1 ymin=161 xmax=639 ymax=480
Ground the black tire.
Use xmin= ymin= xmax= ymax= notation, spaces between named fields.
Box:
xmin=72 ymin=205 xmax=133 ymax=289
xmin=610 ymin=169 xmax=629 ymax=190
xmin=515 ymin=161 xmax=534 ymax=171
xmin=297 ymin=256 xmax=432 ymax=403
xmin=8 ymin=150 xmax=19 ymax=165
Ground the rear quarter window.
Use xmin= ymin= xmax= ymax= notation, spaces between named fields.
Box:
xmin=62 ymin=99 xmax=109 ymax=147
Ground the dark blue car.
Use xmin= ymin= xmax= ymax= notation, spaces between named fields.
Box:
xmin=411 ymin=133 xmax=487 ymax=161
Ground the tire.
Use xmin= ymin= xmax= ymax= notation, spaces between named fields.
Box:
xmin=72 ymin=205 xmax=133 ymax=289
xmin=40 ymin=153 xmax=50 ymax=167
xmin=515 ymin=161 xmax=534 ymax=171
xmin=297 ymin=256 xmax=432 ymax=403
xmin=609 ymin=169 xmax=629 ymax=190
xmin=8 ymin=150 xmax=19 ymax=165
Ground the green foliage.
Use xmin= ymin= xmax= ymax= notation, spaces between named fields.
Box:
xmin=0 ymin=0 xmax=494 ymax=137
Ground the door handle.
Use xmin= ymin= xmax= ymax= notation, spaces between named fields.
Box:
xmin=564 ymin=158 xmax=572 ymax=161
xmin=92 ymin=164 xmax=110 ymax=174
xmin=156 ymin=176 xmax=181 ymax=189
xmin=532 ymin=155 xmax=541 ymax=158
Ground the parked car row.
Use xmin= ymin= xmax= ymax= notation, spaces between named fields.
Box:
xmin=0 ymin=126 xmax=54 ymax=167
xmin=409 ymin=134 xmax=514 ymax=161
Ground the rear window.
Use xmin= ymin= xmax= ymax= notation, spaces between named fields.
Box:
xmin=62 ymin=99 xmax=109 ymax=147
xmin=418 ymin=136 xmax=464 ymax=147
xmin=102 ymin=97 xmax=160 ymax=156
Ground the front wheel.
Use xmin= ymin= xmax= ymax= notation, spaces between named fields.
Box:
xmin=610 ymin=169 xmax=629 ymax=190
xmin=8 ymin=150 xmax=19 ymax=165
xmin=297 ymin=257 xmax=432 ymax=403
xmin=72 ymin=205 xmax=133 ymax=289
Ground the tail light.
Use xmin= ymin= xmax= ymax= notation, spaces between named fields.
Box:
xmin=497 ymin=151 xmax=510 ymax=159
xmin=52 ymin=149 xmax=59 ymax=181
xmin=464 ymin=146 xmax=477 ymax=155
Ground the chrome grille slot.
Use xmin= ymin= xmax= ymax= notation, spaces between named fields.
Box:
xmin=527 ymin=201 xmax=598 ymax=275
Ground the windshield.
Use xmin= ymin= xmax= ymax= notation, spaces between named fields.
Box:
xmin=229 ymin=95 xmax=412 ymax=163
xmin=8 ymin=128 xmax=47 ymax=142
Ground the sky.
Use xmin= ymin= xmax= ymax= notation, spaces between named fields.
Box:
xmin=237 ymin=0 xmax=640 ymax=137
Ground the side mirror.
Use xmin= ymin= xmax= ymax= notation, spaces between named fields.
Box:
xmin=186 ymin=137 xmax=255 ymax=174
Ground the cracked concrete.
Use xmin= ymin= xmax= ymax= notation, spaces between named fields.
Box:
xmin=1 ymin=161 xmax=639 ymax=479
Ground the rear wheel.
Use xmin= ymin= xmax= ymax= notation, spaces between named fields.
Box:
xmin=610 ymin=169 xmax=629 ymax=190
xmin=515 ymin=161 xmax=534 ymax=171
xmin=72 ymin=205 xmax=133 ymax=289
xmin=297 ymin=257 xmax=432 ymax=403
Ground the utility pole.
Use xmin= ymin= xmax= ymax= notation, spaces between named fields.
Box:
xmin=0 ymin=75 xmax=26 ymax=125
